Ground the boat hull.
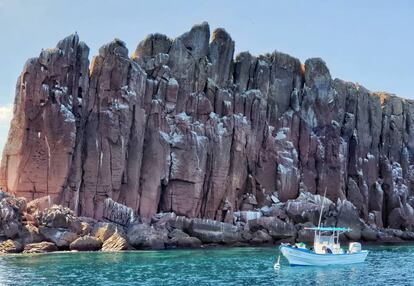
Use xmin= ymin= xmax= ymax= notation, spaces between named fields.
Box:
xmin=280 ymin=245 xmax=368 ymax=266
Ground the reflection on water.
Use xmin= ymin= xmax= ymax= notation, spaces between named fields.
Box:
xmin=0 ymin=245 xmax=412 ymax=285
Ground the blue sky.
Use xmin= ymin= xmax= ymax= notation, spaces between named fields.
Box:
xmin=0 ymin=0 xmax=413 ymax=149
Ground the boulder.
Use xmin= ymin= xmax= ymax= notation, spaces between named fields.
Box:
xmin=270 ymin=193 xmax=280 ymax=204
xmin=248 ymin=217 xmax=296 ymax=240
xmin=39 ymin=226 xmax=78 ymax=248
xmin=74 ymin=217 xmax=96 ymax=236
xmin=18 ymin=225 xmax=44 ymax=245
xmin=0 ymin=197 xmax=23 ymax=238
xmin=174 ymin=237 xmax=202 ymax=248
xmin=251 ymin=230 xmax=272 ymax=244
xmin=168 ymin=228 xmax=189 ymax=239
xmin=0 ymin=239 xmax=23 ymax=253
xmin=102 ymin=232 xmax=130 ymax=251
xmin=240 ymin=194 xmax=258 ymax=211
xmin=384 ymin=228 xmax=403 ymax=238
xmin=234 ymin=211 xmax=262 ymax=223
xmin=23 ymin=242 xmax=58 ymax=253
xmin=79 ymin=221 xmax=93 ymax=236
xmin=361 ymin=227 xmax=378 ymax=241
xmin=240 ymin=230 xmax=253 ymax=242
xmin=0 ymin=191 xmax=9 ymax=200
xmin=187 ymin=219 xmax=240 ymax=244
xmin=9 ymin=196 xmax=27 ymax=213
xmin=151 ymin=212 xmax=177 ymax=228
xmin=67 ymin=219 xmax=83 ymax=235
xmin=401 ymin=231 xmax=414 ymax=241
xmin=78 ymin=216 xmax=98 ymax=225
xmin=296 ymin=191 xmax=334 ymax=207
xmin=388 ymin=204 xmax=414 ymax=230
xmin=166 ymin=228 xmax=202 ymax=248
xmin=26 ymin=196 xmax=52 ymax=214
xmin=285 ymin=201 xmax=320 ymax=224
xmin=36 ymin=205 xmax=76 ymax=229
xmin=260 ymin=205 xmax=287 ymax=219
xmin=1 ymin=220 xmax=20 ymax=239
xmin=296 ymin=223 xmax=316 ymax=243
xmin=142 ymin=236 xmax=165 ymax=250
xmin=377 ymin=231 xmax=403 ymax=243
xmin=91 ymin=222 xmax=124 ymax=242
xmin=167 ymin=216 xmax=192 ymax=231
xmin=70 ymin=235 xmax=102 ymax=251
xmin=102 ymin=198 xmax=136 ymax=226
xmin=127 ymin=223 xmax=167 ymax=249
xmin=336 ymin=200 xmax=362 ymax=240
xmin=285 ymin=192 xmax=335 ymax=225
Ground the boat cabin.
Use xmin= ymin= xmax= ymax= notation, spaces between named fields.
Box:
xmin=304 ymin=227 xmax=351 ymax=254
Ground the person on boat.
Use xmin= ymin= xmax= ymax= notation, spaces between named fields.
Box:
xmin=321 ymin=246 xmax=332 ymax=254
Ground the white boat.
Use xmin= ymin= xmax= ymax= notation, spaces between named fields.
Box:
xmin=279 ymin=226 xmax=369 ymax=266
xmin=278 ymin=188 xmax=368 ymax=266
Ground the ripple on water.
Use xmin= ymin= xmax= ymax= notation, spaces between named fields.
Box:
xmin=0 ymin=245 xmax=412 ymax=285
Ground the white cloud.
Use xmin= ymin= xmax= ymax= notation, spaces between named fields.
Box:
xmin=0 ymin=104 xmax=13 ymax=123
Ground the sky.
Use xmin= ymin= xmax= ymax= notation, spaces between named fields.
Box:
xmin=0 ymin=0 xmax=413 ymax=150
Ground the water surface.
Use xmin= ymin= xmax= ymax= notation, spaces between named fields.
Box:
xmin=0 ymin=245 xmax=412 ymax=285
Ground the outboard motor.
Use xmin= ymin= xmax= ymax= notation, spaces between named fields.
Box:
xmin=349 ymin=242 xmax=362 ymax=253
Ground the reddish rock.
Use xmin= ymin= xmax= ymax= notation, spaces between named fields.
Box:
xmin=1 ymin=22 xmax=414 ymax=238
xmin=0 ymin=34 xmax=89 ymax=203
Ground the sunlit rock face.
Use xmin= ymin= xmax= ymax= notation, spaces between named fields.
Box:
xmin=2 ymin=23 xmax=414 ymax=229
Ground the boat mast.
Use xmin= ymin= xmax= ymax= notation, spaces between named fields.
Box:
xmin=316 ymin=187 xmax=328 ymax=242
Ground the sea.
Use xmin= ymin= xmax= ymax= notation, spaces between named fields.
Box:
xmin=0 ymin=245 xmax=412 ymax=285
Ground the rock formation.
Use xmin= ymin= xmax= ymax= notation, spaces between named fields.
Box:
xmin=1 ymin=189 xmax=414 ymax=254
xmin=2 ymin=22 xmax=414 ymax=236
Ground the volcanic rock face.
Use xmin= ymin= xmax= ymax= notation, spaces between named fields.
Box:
xmin=2 ymin=22 xmax=414 ymax=232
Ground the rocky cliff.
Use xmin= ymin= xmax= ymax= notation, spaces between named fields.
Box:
xmin=2 ymin=22 xmax=414 ymax=232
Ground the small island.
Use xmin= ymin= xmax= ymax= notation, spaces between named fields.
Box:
xmin=0 ymin=23 xmax=413 ymax=256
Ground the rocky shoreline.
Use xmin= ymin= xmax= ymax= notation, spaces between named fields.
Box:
xmin=1 ymin=191 xmax=413 ymax=254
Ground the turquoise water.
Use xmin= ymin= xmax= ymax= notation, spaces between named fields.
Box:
xmin=0 ymin=245 xmax=413 ymax=285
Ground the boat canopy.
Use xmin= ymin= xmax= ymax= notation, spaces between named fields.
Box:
xmin=304 ymin=227 xmax=351 ymax=232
